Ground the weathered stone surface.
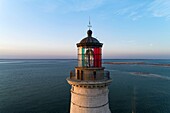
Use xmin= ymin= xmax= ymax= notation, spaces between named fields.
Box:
xmin=69 ymin=86 xmax=111 ymax=113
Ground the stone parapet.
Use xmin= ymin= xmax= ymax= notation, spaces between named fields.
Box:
xmin=67 ymin=77 xmax=112 ymax=88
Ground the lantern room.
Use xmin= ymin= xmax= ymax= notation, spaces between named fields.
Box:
xmin=77 ymin=29 xmax=103 ymax=68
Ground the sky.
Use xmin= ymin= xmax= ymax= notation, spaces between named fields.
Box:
xmin=0 ymin=0 xmax=170 ymax=59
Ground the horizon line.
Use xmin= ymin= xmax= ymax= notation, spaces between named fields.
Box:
xmin=0 ymin=58 xmax=170 ymax=60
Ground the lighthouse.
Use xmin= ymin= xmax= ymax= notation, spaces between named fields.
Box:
xmin=67 ymin=24 xmax=112 ymax=113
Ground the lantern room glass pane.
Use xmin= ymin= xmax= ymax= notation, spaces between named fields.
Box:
xmin=93 ymin=47 xmax=102 ymax=67
xmin=82 ymin=48 xmax=85 ymax=67
xmin=78 ymin=47 xmax=82 ymax=54
xmin=78 ymin=47 xmax=82 ymax=67
xmin=85 ymin=48 xmax=94 ymax=67
xmin=78 ymin=47 xmax=102 ymax=67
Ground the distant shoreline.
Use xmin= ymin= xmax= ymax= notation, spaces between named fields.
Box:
xmin=103 ymin=62 xmax=170 ymax=67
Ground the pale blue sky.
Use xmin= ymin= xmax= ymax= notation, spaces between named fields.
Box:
xmin=0 ymin=0 xmax=170 ymax=59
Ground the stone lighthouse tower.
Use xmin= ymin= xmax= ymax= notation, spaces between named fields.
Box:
xmin=67 ymin=25 xmax=112 ymax=113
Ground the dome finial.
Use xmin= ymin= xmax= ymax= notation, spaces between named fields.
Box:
xmin=87 ymin=16 xmax=92 ymax=37
xmin=87 ymin=16 xmax=92 ymax=30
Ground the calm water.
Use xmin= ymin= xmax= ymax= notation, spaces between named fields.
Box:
xmin=0 ymin=59 xmax=170 ymax=113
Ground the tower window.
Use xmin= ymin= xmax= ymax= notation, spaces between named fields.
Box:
xmin=93 ymin=71 xmax=96 ymax=79
xmin=77 ymin=70 xmax=80 ymax=79
xmin=81 ymin=70 xmax=84 ymax=80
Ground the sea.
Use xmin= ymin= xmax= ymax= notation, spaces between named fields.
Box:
xmin=0 ymin=59 xmax=170 ymax=113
